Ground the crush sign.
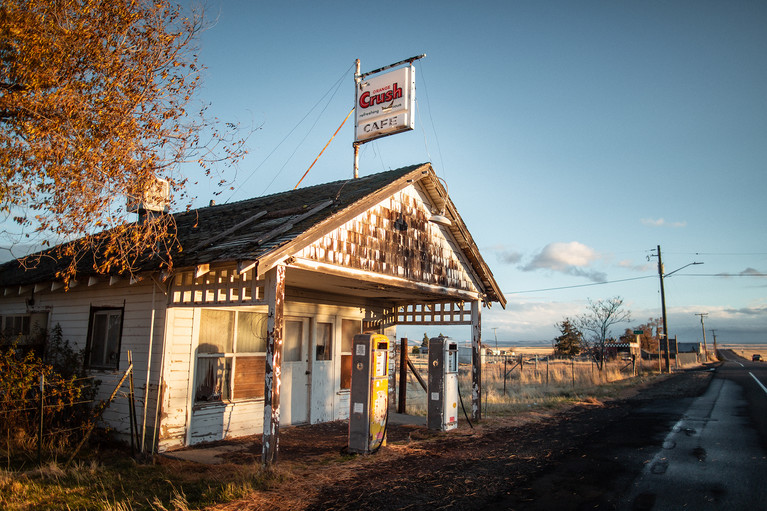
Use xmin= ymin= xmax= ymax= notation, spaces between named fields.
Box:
xmin=355 ymin=65 xmax=415 ymax=143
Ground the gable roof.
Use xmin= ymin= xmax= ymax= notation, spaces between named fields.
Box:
xmin=1 ymin=163 xmax=505 ymax=307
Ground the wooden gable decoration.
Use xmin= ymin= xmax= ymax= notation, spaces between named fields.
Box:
xmin=296 ymin=184 xmax=481 ymax=294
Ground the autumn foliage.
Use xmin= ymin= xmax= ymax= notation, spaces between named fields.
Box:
xmin=0 ymin=0 xmax=246 ymax=281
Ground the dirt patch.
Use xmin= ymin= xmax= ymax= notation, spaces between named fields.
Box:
xmin=202 ymin=368 xmax=714 ymax=510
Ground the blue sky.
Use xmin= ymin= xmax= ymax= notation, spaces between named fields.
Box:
xmin=187 ymin=0 xmax=767 ymax=345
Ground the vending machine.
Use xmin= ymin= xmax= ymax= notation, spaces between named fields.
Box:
xmin=348 ymin=333 xmax=390 ymax=454
xmin=427 ymin=336 xmax=459 ymax=431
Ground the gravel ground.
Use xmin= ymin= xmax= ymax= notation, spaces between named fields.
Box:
xmin=206 ymin=367 xmax=715 ymax=511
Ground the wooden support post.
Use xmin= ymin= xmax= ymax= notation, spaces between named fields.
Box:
xmin=38 ymin=373 xmax=44 ymax=465
xmin=262 ymin=264 xmax=285 ymax=467
xmin=471 ymin=300 xmax=481 ymax=422
xmin=398 ymin=338 xmax=407 ymax=414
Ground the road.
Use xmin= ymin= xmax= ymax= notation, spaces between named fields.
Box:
xmin=620 ymin=352 xmax=767 ymax=510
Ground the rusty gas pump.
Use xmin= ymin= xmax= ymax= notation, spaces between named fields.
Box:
xmin=348 ymin=333 xmax=390 ymax=453
xmin=427 ymin=336 xmax=459 ymax=431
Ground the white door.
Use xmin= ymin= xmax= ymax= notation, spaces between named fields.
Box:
xmin=310 ymin=319 xmax=335 ymax=423
xmin=282 ymin=317 xmax=309 ymax=425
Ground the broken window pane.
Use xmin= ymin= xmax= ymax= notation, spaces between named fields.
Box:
xmin=196 ymin=356 xmax=231 ymax=402
xmin=316 ymin=322 xmax=332 ymax=361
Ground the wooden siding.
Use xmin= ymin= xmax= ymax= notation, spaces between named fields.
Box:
xmin=158 ymin=307 xmax=194 ymax=450
xmin=0 ymin=279 xmax=167 ymax=447
xmin=297 ymin=185 xmax=481 ymax=293
xmin=160 ymin=301 xmax=365 ymax=447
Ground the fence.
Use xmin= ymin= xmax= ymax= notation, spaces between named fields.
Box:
xmin=392 ymin=347 xmax=654 ymax=417
xmin=0 ymin=350 xmax=141 ymax=466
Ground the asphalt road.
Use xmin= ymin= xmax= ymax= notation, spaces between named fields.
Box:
xmin=620 ymin=353 xmax=767 ymax=510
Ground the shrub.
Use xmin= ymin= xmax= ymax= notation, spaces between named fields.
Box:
xmin=0 ymin=325 xmax=98 ymax=459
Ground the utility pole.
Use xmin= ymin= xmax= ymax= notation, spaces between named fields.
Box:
xmin=353 ymin=59 xmax=361 ymax=179
xmin=492 ymin=327 xmax=498 ymax=352
xmin=651 ymin=247 xmax=703 ymax=373
xmin=696 ymin=313 xmax=709 ymax=361
xmin=710 ymin=329 xmax=718 ymax=357
xmin=654 ymin=245 xmax=671 ymax=373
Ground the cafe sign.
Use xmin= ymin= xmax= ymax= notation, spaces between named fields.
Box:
xmin=355 ymin=65 xmax=415 ymax=143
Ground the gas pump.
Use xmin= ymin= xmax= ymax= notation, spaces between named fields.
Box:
xmin=348 ymin=333 xmax=390 ymax=454
xmin=427 ymin=336 xmax=459 ymax=431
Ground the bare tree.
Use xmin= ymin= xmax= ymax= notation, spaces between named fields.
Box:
xmin=0 ymin=0 xmax=247 ymax=282
xmin=577 ymin=297 xmax=631 ymax=370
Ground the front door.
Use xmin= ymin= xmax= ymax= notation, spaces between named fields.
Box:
xmin=310 ymin=319 xmax=335 ymax=422
xmin=282 ymin=317 xmax=309 ymax=425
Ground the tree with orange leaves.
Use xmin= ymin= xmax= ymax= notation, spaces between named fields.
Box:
xmin=0 ymin=0 xmax=246 ymax=282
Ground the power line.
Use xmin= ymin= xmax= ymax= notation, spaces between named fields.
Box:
xmin=224 ymin=62 xmax=355 ymax=203
xmin=505 ymin=271 xmax=767 ymax=296
xmin=505 ymin=275 xmax=655 ymax=295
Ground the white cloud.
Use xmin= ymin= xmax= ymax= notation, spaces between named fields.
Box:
xmin=521 ymin=242 xmax=607 ymax=282
xmin=641 ymin=218 xmax=687 ymax=228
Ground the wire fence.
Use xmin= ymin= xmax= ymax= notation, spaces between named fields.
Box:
xmin=0 ymin=351 xmax=141 ymax=466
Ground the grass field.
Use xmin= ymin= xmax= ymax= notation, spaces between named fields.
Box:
xmin=719 ymin=344 xmax=767 ymax=360
xmin=399 ymin=354 xmax=669 ymax=417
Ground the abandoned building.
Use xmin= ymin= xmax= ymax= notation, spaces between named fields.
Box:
xmin=0 ymin=162 xmax=506 ymax=462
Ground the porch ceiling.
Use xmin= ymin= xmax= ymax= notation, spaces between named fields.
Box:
xmin=285 ymin=265 xmax=477 ymax=305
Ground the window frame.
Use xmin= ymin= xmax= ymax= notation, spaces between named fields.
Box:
xmin=85 ymin=306 xmax=124 ymax=371
xmin=339 ymin=318 xmax=361 ymax=391
xmin=194 ymin=308 xmax=268 ymax=405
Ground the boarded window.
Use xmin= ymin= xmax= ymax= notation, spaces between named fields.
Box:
xmin=340 ymin=319 xmax=361 ymax=389
xmin=232 ymin=355 xmax=265 ymax=400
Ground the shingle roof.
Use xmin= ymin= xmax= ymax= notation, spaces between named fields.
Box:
xmin=0 ymin=163 xmax=506 ymax=306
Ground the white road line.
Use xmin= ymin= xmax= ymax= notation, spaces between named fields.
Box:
xmin=749 ymin=372 xmax=767 ymax=395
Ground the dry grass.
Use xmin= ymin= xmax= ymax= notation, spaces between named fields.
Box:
xmin=720 ymin=344 xmax=767 ymax=360
xmin=402 ymin=356 xmax=660 ymax=417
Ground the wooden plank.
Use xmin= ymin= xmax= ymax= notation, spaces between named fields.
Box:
xmin=190 ymin=210 xmax=268 ymax=252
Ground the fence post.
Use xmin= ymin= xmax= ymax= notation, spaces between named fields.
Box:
xmin=38 ymin=372 xmax=44 ymax=465
xmin=398 ymin=338 xmax=407 ymax=414
xmin=546 ymin=358 xmax=549 ymax=387
xmin=571 ymin=358 xmax=575 ymax=388
xmin=503 ymin=357 xmax=507 ymax=396
xmin=127 ymin=351 xmax=140 ymax=456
